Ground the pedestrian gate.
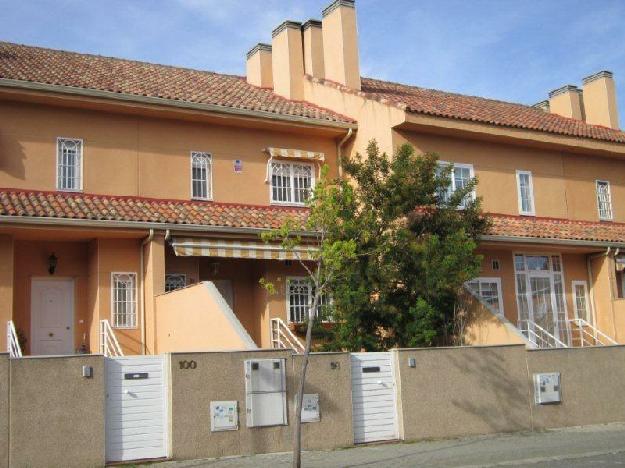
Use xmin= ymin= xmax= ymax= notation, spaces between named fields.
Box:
xmin=351 ymin=352 xmax=399 ymax=443
xmin=105 ymin=355 xmax=169 ymax=462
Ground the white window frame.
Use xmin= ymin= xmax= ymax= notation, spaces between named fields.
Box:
xmin=465 ymin=276 xmax=504 ymax=315
xmin=190 ymin=151 xmax=212 ymax=200
xmin=516 ymin=170 xmax=535 ymax=216
xmin=572 ymin=280 xmax=591 ymax=323
xmin=269 ymin=161 xmax=315 ymax=206
xmin=56 ymin=137 xmax=83 ymax=191
xmin=437 ymin=161 xmax=476 ymax=207
xmin=110 ymin=272 xmax=138 ymax=329
xmin=286 ymin=276 xmax=331 ymax=323
xmin=165 ymin=273 xmax=187 ymax=292
xmin=596 ymin=180 xmax=613 ymax=221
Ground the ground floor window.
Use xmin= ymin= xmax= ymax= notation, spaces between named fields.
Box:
xmin=514 ymin=254 xmax=569 ymax=345
xmin=286 ymin=277 xmax=331 ymax=322
xmin=165 ymin=273 xmax=187 ymax=292
xmin=465 ymin=277 xmax=503 ymax=315
xmin=111 ymin=273 xmax=137 ymax=328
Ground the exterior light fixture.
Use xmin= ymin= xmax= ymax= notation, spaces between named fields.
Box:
xmin=48 ymin=253 xmax=58 ymax=275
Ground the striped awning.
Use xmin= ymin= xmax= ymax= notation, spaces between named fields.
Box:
xmin=265 ymin=147 xmax=325 ymax=162
xmin=171 ymin=237 xmax=317 ymax=260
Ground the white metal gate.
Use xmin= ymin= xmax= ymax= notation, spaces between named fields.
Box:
xmin=105 ymin=355 xmax=169 ymax=462
xmin=351 ymin=352 xmax=398 ymax=444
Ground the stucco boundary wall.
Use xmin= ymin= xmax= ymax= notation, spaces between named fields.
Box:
xmin=395 ymin=344 xmax=625 ymax=441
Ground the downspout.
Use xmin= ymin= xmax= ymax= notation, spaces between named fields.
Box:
xmin=337 ymin=128 xmax=354 ymax=178
xmin=586 ymin=247 xmax=615 ymax=338
xmin=140 ymin=229 xmax=154 ymax=355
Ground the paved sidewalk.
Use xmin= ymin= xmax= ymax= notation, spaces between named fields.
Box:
xmin=140 ymin=423 xmax=625 ymax=467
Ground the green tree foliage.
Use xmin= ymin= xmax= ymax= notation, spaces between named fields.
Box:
xmin=324 ymin=140 xmax=490 ymax=350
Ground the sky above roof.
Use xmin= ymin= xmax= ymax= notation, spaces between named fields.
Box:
xmin=2 ymin=0 xmax=625 ymax=114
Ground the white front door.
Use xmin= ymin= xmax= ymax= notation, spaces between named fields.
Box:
xmin=30 ymin=278 xmax=74 ymax=355
xmin=351 ymin=352 xmax=399 ymax=444
xmin=105 ymin=356 xmax=169 ymax=462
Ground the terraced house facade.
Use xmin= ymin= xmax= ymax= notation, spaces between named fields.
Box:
xmin=2 ymin=0 xmax=625 ymax=356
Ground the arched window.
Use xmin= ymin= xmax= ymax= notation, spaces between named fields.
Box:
xmin=191 ymin=152 xmax=212 ymax=200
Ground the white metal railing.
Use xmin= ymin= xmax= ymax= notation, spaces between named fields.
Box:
xmin=518 ymin=320 xmax=568 ymax=349
xmin=270 ymin=318 xmax=305 ymax=353
xmin=568 ymin=318 xmax=617 ymax=347
xmin=7 ymin=320 xmax=22 ymax=358
xmin=99 ymin=319 xmax=124 ymax=357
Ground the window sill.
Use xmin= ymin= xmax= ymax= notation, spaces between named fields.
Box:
xmin=57 ymin=188 xmax=83 ymax=193
xmin=518 ymin=212 xmax=536 ymax=217
xmin=270 ymin=201 xmax=307 ymax=208
xmin=191 ymin=197 xmax=213 ymax=202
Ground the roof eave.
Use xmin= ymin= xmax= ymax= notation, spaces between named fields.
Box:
xmin=480 ymin=234 xmax=625 ymax=249
xmin=0 ymin=78 xmax=357 ymax=131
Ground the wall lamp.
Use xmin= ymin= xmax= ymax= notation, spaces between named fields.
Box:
xmin=48 ymin=253 xmax=58 ymax=275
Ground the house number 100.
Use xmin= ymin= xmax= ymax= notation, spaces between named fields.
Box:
xmin=179 ymin=360 xmax=197 ymax=369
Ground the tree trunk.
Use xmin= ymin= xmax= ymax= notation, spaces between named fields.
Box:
xmin=292 ymin=295 xmax=317 ymax=468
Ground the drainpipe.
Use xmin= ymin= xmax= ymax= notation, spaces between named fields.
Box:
xmin=587 ymin=247 xmax=615 ymax=339
xmin=140 ymin=229 xmax=154 ymax=355
xmin=337 ymin=128 xmax=354 ymax=178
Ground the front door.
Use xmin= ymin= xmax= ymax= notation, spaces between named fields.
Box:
xmin=30 ymin=278 xmax=74 ymax=355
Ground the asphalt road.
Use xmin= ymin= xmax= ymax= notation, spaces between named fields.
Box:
xmin=138 ymin=423 xmax=625 ymax=467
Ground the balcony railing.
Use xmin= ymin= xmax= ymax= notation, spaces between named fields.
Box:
xmin=568 ymin=318 xmax=618 ymax=347
xmin=518 ymin=319 xmax=569 ymax=349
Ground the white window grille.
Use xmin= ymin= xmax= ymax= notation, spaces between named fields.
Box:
xmin=572 ymin=280 xmax=591 ymax=322
xmin=596 ymin=180 xmax=613 ymax=220
xmin=465 ymin=277 xmax=504 ymax=315
xmin=516 ymin=170 xmax=535 ymax=216
xmin=57 ymin=138 xmax=83 ymax=191
xmin=286 ymin=277 xmax=331 ymax=322
xmin=191 ymin=152 xmax=212 ymax=200
xmin=165 ymin=273 xmax=187 ymax=292
xmin=270 ymin=162 xmax=314 ymax=205
xmin=436 ymin=161 xmax=475 ymax=208
xmin=111 ymin=273 xmax=137 ymax=328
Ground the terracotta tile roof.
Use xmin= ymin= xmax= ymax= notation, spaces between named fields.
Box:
xmin=309 ymin=75 xmax=625 ymax=144
xmin=0 ymin=42 xmax=354 ymax=125
xmin=488 ymin=213 xmax=625 ymax=244
xmin=0 ymin=189 xmax=307 ymax=231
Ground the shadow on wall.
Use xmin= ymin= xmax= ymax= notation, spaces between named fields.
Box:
xmin=446 ymin=347 xmax=531 ymax=434
xmin=0 ymin=134 xmax=26 ymax=180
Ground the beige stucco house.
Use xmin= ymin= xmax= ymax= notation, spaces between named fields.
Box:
xmin=3 ymin=0 xmax=625 ymax=356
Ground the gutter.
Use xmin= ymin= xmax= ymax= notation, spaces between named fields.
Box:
xmin=480 ymin=234 xmax=625 ymax=249
xmin=0 ymin=78 xmax=357 ymax=131
xmin=0 ymin=215 xmax=317 ymax=237
xmin=140 ymin=229 xmax=154 ymax=355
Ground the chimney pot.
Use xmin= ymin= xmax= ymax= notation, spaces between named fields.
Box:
xmin=322 ymin=0 xmax=361 ymax=90
xmin=246 ymin=43 xmax=273 ymax=89
xmin=582 ymin=70 xmax=619 ymax=129
xmin=271 ymin=20 xmax=305 ymax=100
xmin=548 ymin=85 xmax=584 ymax=120
xmin=302 ymin=19 xmax=325 ymax=79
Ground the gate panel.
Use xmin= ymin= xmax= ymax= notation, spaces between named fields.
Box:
xmin=105 ymin=355 xmax=168 ymax=462
xmin=351 ymin=352 xmax=399 ymax=443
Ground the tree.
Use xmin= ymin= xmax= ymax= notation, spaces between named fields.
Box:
xmin=260 ymin=165 xmax=357 ymax=468
xmin=324 ymin=140 xmax=490 ymax=350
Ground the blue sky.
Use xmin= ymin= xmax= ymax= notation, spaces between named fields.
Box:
xmin=2 ymin=0 xmax=625 ymax=111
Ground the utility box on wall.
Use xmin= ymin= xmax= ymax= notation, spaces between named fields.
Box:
xmin=244 ymin=359 xmax=287 ymax=427
xmin=533 ymin=372 xmax=561 ymax=404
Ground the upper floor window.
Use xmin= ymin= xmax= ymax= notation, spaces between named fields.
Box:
xmin=57 ymin=138 xmax=83 ymax=191
xmin=516 ymin=170 xmax=535 ymax=216
xmin=437 ymin=161 xmax=475 ymax=208
xmin=270 ymin=161 xmax=314 ymax=205
xmin=111 ymin=273 xmax=137 ymax=328
xmin=191 ymin=152 xmax=212 ymax=200
xmin=596 ymin=180 xmax=613 ymax=220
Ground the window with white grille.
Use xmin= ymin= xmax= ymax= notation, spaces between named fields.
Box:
xmin=165 ymin=273 xmax=187 ymax=292
xmin=465 ymin=277 xmax=503 ymax=315
xmin=596 ymin=180 xmax=613 ymax=220
xmin=191 ymin=152 xmax=212 ymax=200
xmin=516 ymin=170 xmax=535 ymax=216
xmin=573 ymin=280 xmax=591 ymax=322
xmin=286 ymin=277 xmax=331 ymax=322
xmin=57 ymin=138 xmax=83 ymax=191
xmin=270 ymin=162 xmax=314 ymax=205
xmin=436 ymin=161 xmax=475 ymax=208
xmin=111 ymin=273 xmax=137 ymax=328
